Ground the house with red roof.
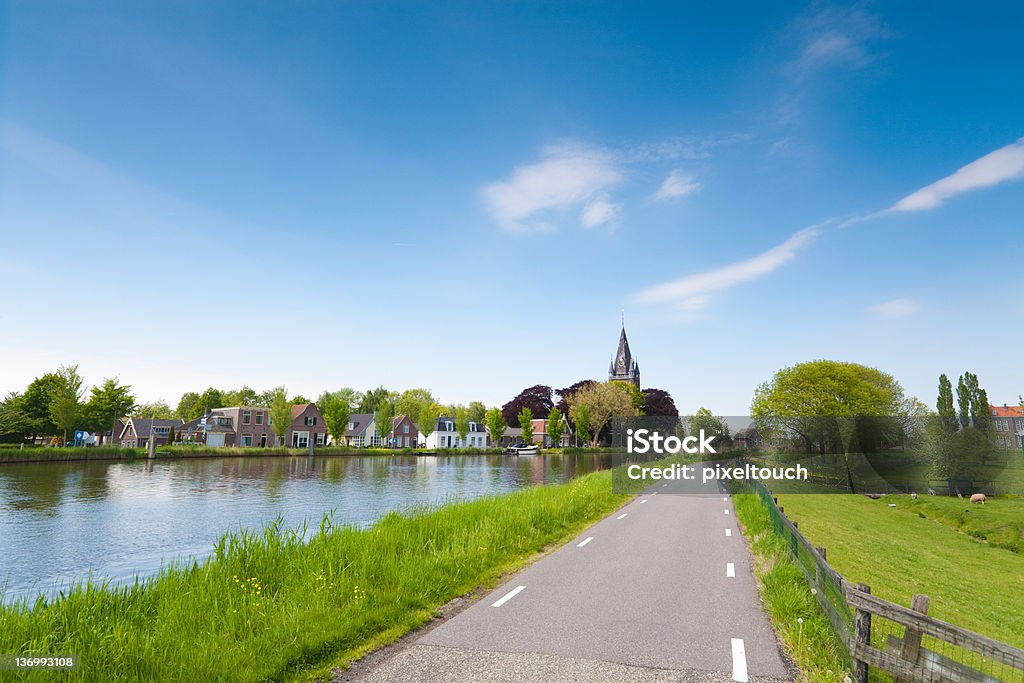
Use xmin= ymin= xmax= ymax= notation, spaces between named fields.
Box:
xmin=990 ymin=404 xmax=1024 ymax=449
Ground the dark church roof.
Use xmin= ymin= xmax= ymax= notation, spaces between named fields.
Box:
xmin=608 ymin=325 xmax=640 ymax=387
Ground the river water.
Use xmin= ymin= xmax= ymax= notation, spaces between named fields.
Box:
xmin=0 ymin=453 xmax=613 ymax=603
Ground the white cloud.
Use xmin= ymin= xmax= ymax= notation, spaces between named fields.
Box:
xmin=790 ymin=6 xmax=890 ymax=75
xmin=580 ymin=197 xmax=619 ymax=229
xmin=868 ymin=298 xmax=918 ymax=319
xmin=652 ymin=170 xmax=701 ymax=201
xmin=889 ymin=138 xmax=1024 ymax=212
xmin=481 ymin=144 xmax=623 ymax=233
xmin=633 ymin=224 xmax=825 ymax=311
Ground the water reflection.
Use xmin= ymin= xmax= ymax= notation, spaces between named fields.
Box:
xmin=0 ymin=453 xmax=611 ymax=602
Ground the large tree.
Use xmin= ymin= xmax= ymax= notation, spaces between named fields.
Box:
xmin=85 ymin=378 xmax=137 ymax=444
xmin=485 ymin=407 xmax=506 ymax=447
xmin=571 ymin=404 xmax=593 ymax=446
xmin=641 ymin=388 xmax=679 ymax=417
xmin=133 ymin=400 xmax=174 ymax=419
xmin=688 ymin=407 xmax=732 ymax=446
xmin=20 ymin=373 xmax=61 ymax=439
xmin=566 ymin=381 xmax=638 ymax=447
xmin=268 ymin=387 xmax=293 ymax=447
xmin=358 ymin=386 xmax=394 ymax=414
xmin=468 ymin=401 xmax=487 ymax=425
xmin=546 ymin=407 xmax=564 ymax=448
xmin=502 ymin=385 xmax=553 ymax=428
xmin=936 ymin=374 xmax=957 ymax=433
xmin=0 ymin=392 xmax=31 ymax=443
xmin=50 ymin=364 xmax=85 ymax=444
xmin=555 ymin=380 xmax=597 ymax=421
xmin=751 ymin=360 xmax=917 ymax=492
xmin=176 ymin=392 xmax=204 ymax=421
xmin=395 ymin=389 xmax=435 ymax=424
xmin=320 ymin=392 xmax=351 ymax=447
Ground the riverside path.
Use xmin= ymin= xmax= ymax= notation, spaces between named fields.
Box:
xmin=350 ymin=473 xmax=793 ymax=682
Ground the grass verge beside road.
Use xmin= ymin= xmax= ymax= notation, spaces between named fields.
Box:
xmin=775 ymin=494 xmax=1024 ymax=649
xmin=0 ymin=468 xmax=632 ymax=682
xmin=732 ymin=491 xmax=849 ymax=682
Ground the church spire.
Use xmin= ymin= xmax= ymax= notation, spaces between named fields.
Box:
xmin=608 ymin=315 xmax=640 ymax=388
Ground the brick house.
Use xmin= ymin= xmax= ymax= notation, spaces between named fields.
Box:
xmin=991 ymin=404 xmax=1024 ymax=449
xmin=286 ymin=403 xmax=328 ymax=448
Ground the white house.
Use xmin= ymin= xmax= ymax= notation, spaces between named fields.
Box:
xmin=421 ymin=416 xmax=488 ymax=449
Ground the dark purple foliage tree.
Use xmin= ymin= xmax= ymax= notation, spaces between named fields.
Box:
xmin=641 ymin=388 xmax=679 ymax=417
xmin=501 ymin=385 xmax=553 ymax=427
xmin=554 ymin=380 xmax=598 ymax=424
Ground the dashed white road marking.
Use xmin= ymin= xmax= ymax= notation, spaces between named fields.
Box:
xmin=726 ymin=562 xmax=736 ymax=578
xmin=725 ymin=528 xmax=732 ymax=537
xmin=662 ymin=483 xmax=668 ymax=487
xmin=617 ymin=513 xmax=628 ymax=520
xmin=640 ymin=499 xmax=648 ymax=504
xmin=577 ymin=536 xmax=594 ymax=548
xmin=723 ymin=496 xmax=728 ymax=501
xmin=491 ymin=585 xmax=526 ymax=607
xmin=724 ymin=509 xmax=730 ymax=515
xmin=731 ymin=638 xmax=749 ymax=682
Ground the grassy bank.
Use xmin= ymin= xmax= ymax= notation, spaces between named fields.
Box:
xmin=0 ymin=445 xmax=506 ymax=464
xmin=732 ymin=492 xmax=849 ymax=682
xmin=0 ymin=468 xmax=631 ymax=681
xmin=775 ymin=493 xmax=1024 ymax=648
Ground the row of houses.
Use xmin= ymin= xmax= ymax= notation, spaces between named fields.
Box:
xmin=113 ymin=404 xmax=574 ymax=450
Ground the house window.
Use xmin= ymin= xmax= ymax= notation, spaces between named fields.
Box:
xmin=1016 ymin=418 xmax=1024 ymax=431
xmin=242 ymin=434 xmax=253 ymax=447
xmin=243 ymin=412 xmax=251 ymax=425
xmin=292 ymin=431 xmax=310 ymax=448
xmin=403 ymin=424 xmax=409 ymax=434
xmin=305 ymin=416 xmax=317 ymax=426
xmin=315 ymin=432 xmax=325 ymax=446
xmin=256 ymin=412 xmax=263 ymax=425
xmin=260 ymin=433 xmax=267 ymax=447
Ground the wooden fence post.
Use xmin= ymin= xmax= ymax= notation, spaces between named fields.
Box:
xmin=894 ymin=594 xmax=930 ymax=683
xmin=815 ymin=547 xmax=827 ymax=588
xmin=854 ymin=583 xmax=872 ymax=683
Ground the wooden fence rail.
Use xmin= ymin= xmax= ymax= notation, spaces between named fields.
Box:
xmin=748 ymin=476 xmax=1024 ymax=682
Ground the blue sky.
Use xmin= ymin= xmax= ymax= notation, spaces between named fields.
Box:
xmin=1 ymin=1 xmax=1022 ymax=413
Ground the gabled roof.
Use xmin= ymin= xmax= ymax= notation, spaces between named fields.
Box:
xmin=123 ymin=417 xmax=184 ymax=439
xmin=991 ymin=405 xmax=1024 ymax=417
xmin=291 ymin=403 xmax=315 ymax=418
xmin=345 ymin=413 xmax=375 ymax=437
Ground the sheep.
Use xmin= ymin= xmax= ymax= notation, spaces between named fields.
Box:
xmin=970 ymin=493 xmax=987 ymax=505
xmin=910 ymin=492 xmax=918 ymax=500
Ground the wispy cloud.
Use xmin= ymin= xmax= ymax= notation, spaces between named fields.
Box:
xmin=868 ymin=298 xmax=918 ymax=319
xmin=481 ymin=144 xmax=623 ymax=233
xmin=789 ymin=6 xmax=891 ymax=76
xmin=889 ymin=137 xmax=1024 ymax=212
xmin=580 ymin=197 xmax=619 ymax=229
xmin=633 ymin=224 xmax=826 ymax=311
xmin=652 ymin=170 xmax=701 ymax=201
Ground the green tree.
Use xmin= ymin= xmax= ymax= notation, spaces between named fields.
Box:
xmin=21 ymin=373 xmax=61 ymax=439
xmin=374 ymin=399 xmax=395 ymax=448
xmin=50 ymin=364 xmax=85 ymax=444
xmin=395 ymin=389 xmax=436 ymax=425
xmin=518 ymin=407 xmax=534 ymax=445
xmin=485 ymin=407 xmax=506 ymax=447
xmin=611 ymin=381 xmax=645 ymax=413
xmin=176 ymin=392 xmax=203 ymax=420
xmin=320 ymin=392 xmax=351 ymax=447
xmin=572 ymin=404 xmax=592 ymax=446
xmin=566 ymin=381 xmax=638 ymax=447
xmin=689 ymin=407 xmax=732 ymax=445
xmin=417 ymin=403 xmax=442 ymax=447
xmin=468 ymin=401 xmax=487 ymax=425
xmin=0 ymin=392 xmax=31 ymax=443
xmin=198 ymin=387 xmax=226 ymax=415
xmin=133 ymin=400 xmax=174 ymax=419
xmin=223 ymin=386 xmax=260 ymax=407
xmin=358 ymin=386 xmax=393 ymax=414
xmin=751 ymin=360 xmax=915 ymax=492
xmin=268 ymin=387 xmax=293 ymax=447
xmin=85 ymin=378 xmax=137 ymax=444
xmin=956 ymin=373 xmax=973 ymax=431
xmin=937 ymin=374 xmax=957 ymax=432
xmin=546 ymin=407 xmax=564 ymax=448
xmin=455 ymin=406 xmax=470 ymax=446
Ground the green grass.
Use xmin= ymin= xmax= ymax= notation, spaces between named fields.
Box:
xmin=0 ymin=468 xmax=632 ymax=682
xmin=893 ymin=494 xmax=1024 ymax=554
xmin=774 ymin=493 xmax=1024 ymax=649
xmin=732 ymin=492 xmax=850 ymax=682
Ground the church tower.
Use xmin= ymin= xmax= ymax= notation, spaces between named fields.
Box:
xmin=608 ymin=317 xmax=640 ymax=388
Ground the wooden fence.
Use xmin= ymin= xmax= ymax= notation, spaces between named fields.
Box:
xmin=747 ymin=477 xmax=1024 ymax=682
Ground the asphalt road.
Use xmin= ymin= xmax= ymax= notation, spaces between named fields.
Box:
xmin=355 ymin=474 xmax=793 ymax=682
